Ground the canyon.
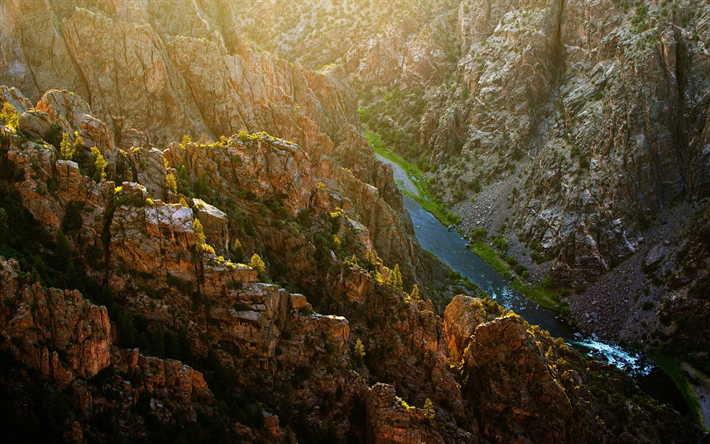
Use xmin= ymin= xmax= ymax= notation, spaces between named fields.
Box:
xmin=0 ymin=0 xmax=709 ymax=443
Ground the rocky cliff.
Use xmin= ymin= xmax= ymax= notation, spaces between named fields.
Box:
xmin=0 ymin=76 xmax=703 ymax=442
xmin=0 ymin=0 xmax=708 ymax=442
xmin=355 ymin=0 xmax=710 ymax=287
xmin=0 ymin=0 xmax=450 ymax=301
xmin=333 ymin=0 xmax=710 ymax=350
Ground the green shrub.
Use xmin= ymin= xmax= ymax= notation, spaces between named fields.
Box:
xmin=540 ymin=276 xmax=553 ymax=288
xmin=62 ymin=201 xmax=85 ymax=233
xmin=166 ymin=173 xmax=177 ymax=193
xmin=470 ymin=227 xmax=487 ymax=240
xmin=0 ymin=103 xmax=19 ymax=132
xmin=90 ymin=147 xmax=107 ymax=182
xmin=250 ymin=253 xmax=266 ymax=279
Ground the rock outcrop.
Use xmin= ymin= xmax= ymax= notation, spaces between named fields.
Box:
xmin=444 ymin=294 xmax=704 ymax=444
xmin=0 ymin=259 xmax=111 ymax=382
xmin=366 ymin=383 xmax=445 ymax=444
xmin=0 ymin=1 xmax=708 ymax=442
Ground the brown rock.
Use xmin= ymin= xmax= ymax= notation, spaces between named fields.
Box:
xmin=1 ymin=259 xmax=113 ymax=381
xmin=366 ymin=383 xmax=444 ymax=444
xmin=443 ymin=295 xmax=486 ymax=359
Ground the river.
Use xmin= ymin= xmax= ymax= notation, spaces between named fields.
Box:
xmin=377 ymin=154 xmax=690 ymax=415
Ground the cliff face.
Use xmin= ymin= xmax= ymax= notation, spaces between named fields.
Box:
xmin=0 ymin=0 xmax=448 ymax=299
xmin=0 ymin=0 xmax=359 ymax=157
xmin=0 ymin=0 xmax=708 ymax=442
xmin=0 ymin=79 xmax=702 ymax=442
xmin=445 ymin=295 xmax=704 ymax=444
xmin=347 ymin=0 xmax=710 ymax=288
xmin=339 ymin=0 xmax=710 ymax=350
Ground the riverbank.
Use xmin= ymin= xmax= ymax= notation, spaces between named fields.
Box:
xmin=651 ymin=354 xmax=706 ymax=429
xmin=368 ymin=130 xmax=565 ymax=315
xmin=365 ymin=130 xmax=460 ymax=226
xmin=368 ymin=132 xmax=697 ymax=423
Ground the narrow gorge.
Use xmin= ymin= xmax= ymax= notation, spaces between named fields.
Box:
xmin=0 ymin=0 xmax=709 ymax=443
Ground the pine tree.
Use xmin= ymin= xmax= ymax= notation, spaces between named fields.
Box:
xmin=0 ymin=102 xmax=19 ymax=131
xmin=90 ymin=147 xmax=108 ymax=182
xmin=232 ymin=238 xmax=244 ymax=263
xmin=354 ymin=338 xmax=366 ymax=368
xmin=365 ymin=248 xmax=376 ymax=269
xmin=371 ymin=269 xmax=384 ymax=284
xmin=73 ymin=132 xmax=84 ymax=152
xmin=54 ymin=230 xmax=71 ymax=273
xmin=166 ymin=173 xmax=178 ymax=193
xmin=250 ymin=253 xmax=266 ymax=279
xmin=59 ymin=133 xmax=75 ymax=160
xmin=423 ymin=398 xmax=436 ymax=424
xmin=411 ymin=284 xmax=420 ymax=301
xmin=193 ymin=219 xmax=207 ymax=251
xmin=392 ymin=264 xmax=403 ymax=290
xmin=448 ymin=348 xmax=459 ymax=368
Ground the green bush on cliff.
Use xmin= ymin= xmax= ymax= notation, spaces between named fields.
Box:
xmin=352 ymin=338 xmax=366 ymax=368
xmin=492 ymin=237 xmax=508 ymax=252
xmin=0 ymin=103 xmax=19 ymax=132
xmin=540 ymin=276 xmax=553 ymax=288
xmin=250 ymin=253 xmax=266 ymax=279
xmin=166 ymin=173 xmax=177 ymax=193
xmin=90 ymin=147 xmax=108 ymax=182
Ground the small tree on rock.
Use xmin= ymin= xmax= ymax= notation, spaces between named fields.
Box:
xmin=250 ymin=253 xmax=266 ymax=279
xmin=391 ymin=264 xmax=403 ymax=291
xmin=166 ymin=173 xmax=177 ymax=193
xmin=90 ymin=147 xmax=108 ymax=182
xmin=353 ymin=338 xmax=366 ymax=368
xmin=59 ymin=133 xmax=75 ymax=160
xmin=0 ymin=102 xmax=19 ymax=132
xmin=231 ymin=238 xmax=245 ymax=263
xmin=365 ymin=248 xmax=376 ymax=270
xmin=193 ymin=219 xmax=207 ymax=252
xmin=423 ymin=398 xmax=436 ymax=424
xmin=411 ymin=284 xmax=420 ymax=301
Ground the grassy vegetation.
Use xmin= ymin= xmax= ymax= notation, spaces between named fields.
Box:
xmin=469 ymin=240 xmax=563 ymax=312
xmin=365 ymin=128 xmax=564 ymax=313
xmin=651 ymin=353 xmax=704 ymax=427
xmin=364 ymin=129 xmax=460 ymax=226
xmin=511 ymin=280 xmax=561 ymax=311
xmin=468 ymin=241 xmax=510 ymax=277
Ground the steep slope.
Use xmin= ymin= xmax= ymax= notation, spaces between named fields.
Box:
xmin=359 ymin=0 xmax=710 ymax=286
xmin=334 ymin=0 xmax=710 ymax=347
xmin=0 ymin=80 xmax=703 ymax=443
xmin=0 ymin=0 xmax=708 ymax=442
xmin=0 ymin=0 xmax=450 ymax=301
